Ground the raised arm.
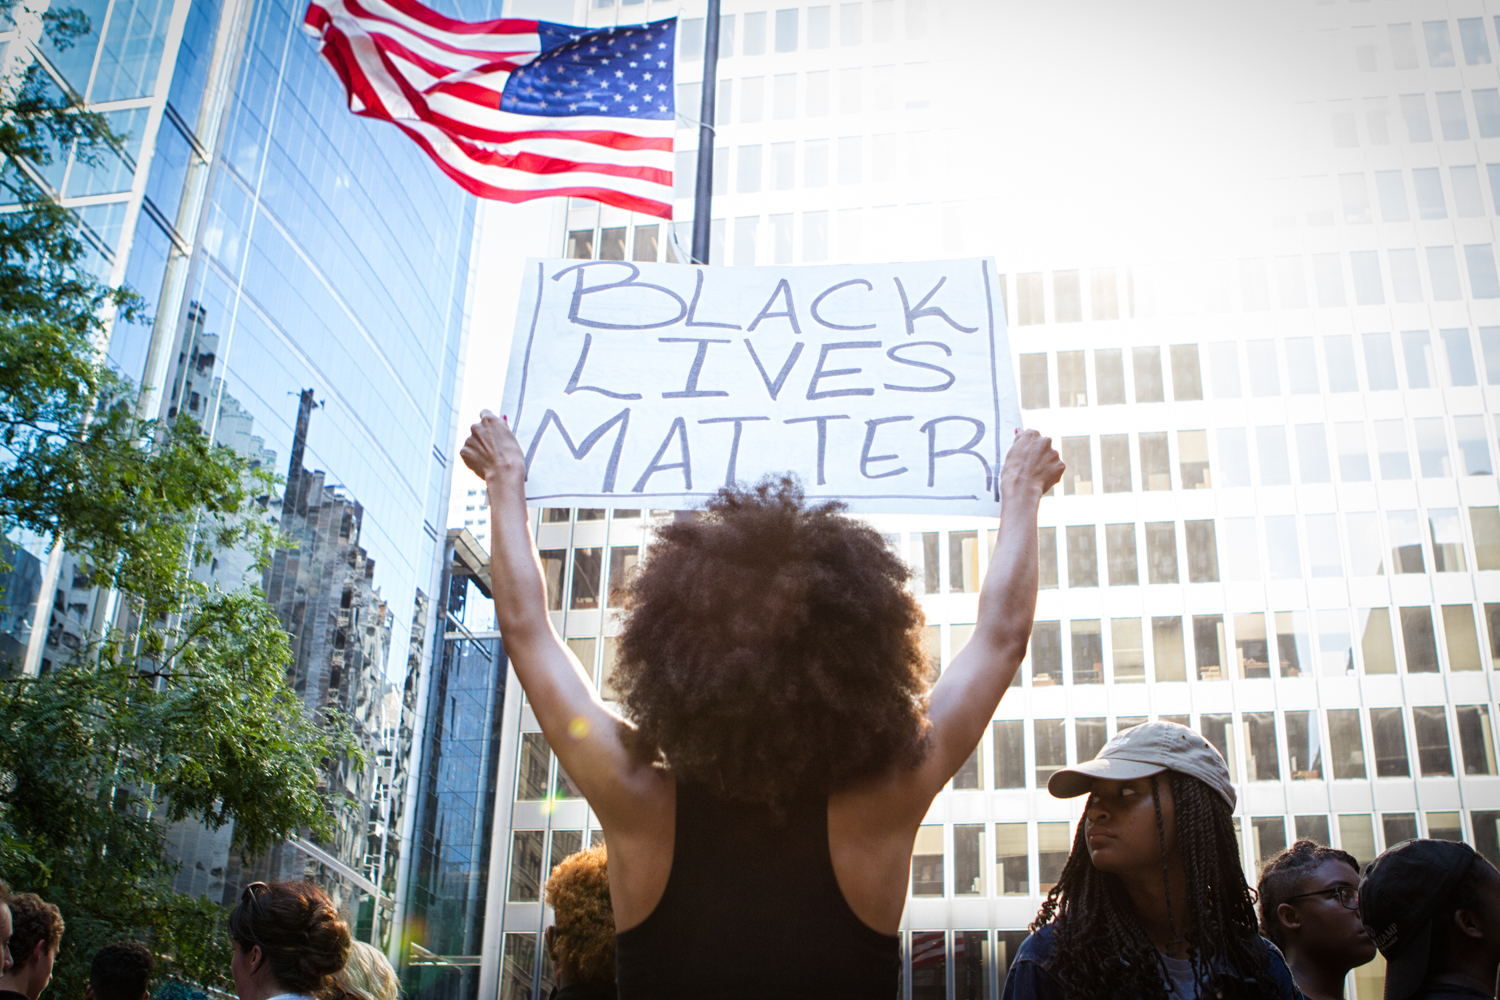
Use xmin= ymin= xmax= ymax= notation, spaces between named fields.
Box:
xmin=459 ymin=411 xmax=666 ymax=829
xmin=911 ymin=429 xmax=1064 ymax=798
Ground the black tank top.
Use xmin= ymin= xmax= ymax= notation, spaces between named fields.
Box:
xmin=614 ymin=781 xmax=900 ymax=999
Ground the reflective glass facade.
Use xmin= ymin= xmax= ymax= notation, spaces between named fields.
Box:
xmin=458 ymin=1 xmax=1500 ymax=998
xmin=1 ymin=0 xmax=494 ymax=942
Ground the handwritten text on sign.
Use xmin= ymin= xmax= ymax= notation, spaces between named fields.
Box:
xmin=500 ymin=258 xmax=1020 ymax=516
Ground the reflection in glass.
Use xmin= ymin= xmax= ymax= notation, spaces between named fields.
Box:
xmin=1400 ymin=607 xmax=1439 ymax=671
xmin=1252 ymin=817 xmax=1288 ymax=869
xmin=1185 ymin=520 xmax=1219 ymax=582
xmin=1169 ymin=344 xmax=1202 ymax=400
xmin=1179 ymin=430 xmax=1210 ymax=488
xmin=996 ymin=824 xmax=1028 ymax=894
xmin=1061 ymin=437 xmax=1092 ymax=494
xmin=1101 ymin=435 xmax=1132 ymax=492
xmin=1389 ymin=511 xmax=1425 ymax=573
xmin=1472 ymin=508 xmax=1500 ymax=569
xmin=956 ymin=931 xmax=990 ymax=1000
xmin=1335 ymin=423 xmax=1372 ymax=481
xmin=952 ymin=743 xmax=982 ymax=789
xmin=1066 ymin=526 xmax=1098 ymax=587
xmin=1031 ymin=623 xmax=1062 ymax=685
xmin=1076 ymin=717 xmax=1107 ymax=763
xmin=1375 ymin=421 xmax=1411 ymax=479
xmin=1363 ymin=332 xmax=1399 ymax=389
xmin=1276 ymin=612 xmax=1311 ymax=677
xmin=1234 ymin=613 xmax=1270 ymax=679
xmin=1346 ymin=513 xmax=1385 ymax=575
xmin=993 ymin=720 xmax=1024 ymax=789
xmin=1221 ymin=517 xmax=1259 ymax=582
xmin=539 ymin=550 xmax=565 ymax=610
xmin=500 ymin=933 xmax=537 ymax=1000
xmin=1208 ymin=342 xmax=1241 ymax=398
xmin=518 ymin=733 xmax=551 ymax=800
xmin=608 ymin=546 xmax=639 ymax=606
xmin=1038 ymin=527 xmax=1059 ymax=589
xmin=1194 ymin=614 xmax=1226 ymax=681
xmin=1019 ymin=354 xmax=1048 ymax=409
xmin=1358 ymin=608 xmax=1398 ymax=674
xmin=571 ymin=548 xmax=603 ymax=609
xmin=1217 ymin=428 xmax=1251 ymax=487
xmin=911 ymin=826 xmax=943 ymax=896
xmin=1306 ymin=513 xmax=1342 ymax=577
xmin=1244 ymin=712 xmax=1280 ymax=781
xmin=1413 ymin=706 xmax=1454 ymax=776
xmin=1133 ymin=346 xmax=1165 ymax=402
xmin=911 ymin=532 xmax=940 ymax=594
xmin=1036 ymin=719 xmax=1066 ymax=786
xmin=1443 ymin=605 xmax=1482 ymax=671
xmin=1285 ymin=711 xmax=1323 ymax=779
xmin=1295 ymin=424 xmax=1332 ymax=483
xmin=1105 ymin=524 xmax=1138 ymax=586
xmin=508 ymin=831 xmax=544 ymax=901
xmin=1257 ymin=426 xmax=1292 ymax=486
xmin=1383 ymin=812 xmax=1418 ymax=847
xmin=1096 ymin=349 xmax=1125 ymax=404
xmin=1140 ymin=432 xmax=1171 ymax=490
xmin=1200 ymin=714 xmax=1237 ymax=781
xmin=953 ymin=825 xmax=984 ymax=895
xmin=1339 ymin=815 xmax=1376 ymax=868
xmin=1296 ymin=815 xmax=1332 ymax=844
xmin=1266 ymin=516 xmax=1300 ymax=579
xmin=1248 ymin=339 xmax=1280 ymax=395
xmin=1427 ymin=509 xmax=1467 ymax=571
xmin=1037 ymin=823 xmax=1071 ymax=894
xmin=1112 ymin=618 xmax=1145 ymax=683
xmin=1317 ymin=610 xmax=1353 ymax=676
xmin=1145 ymin=522 xmax=1179 ymax=583
xmin=1457 ymin=705 xmax=1498 ymax=775
xmin=1415 ymin=419 xmax=1451 ymax=477
xmin=1153 ymin=617 xmax=1186 ymax=682
xmin=1328 ymin=709 xmax=1367 ymax=779
xmin=1371 ymin=708 xmax=1412 ymax=777
xmin=1456 ymin=416 xmax=1493 ymax=475
xmin=950 ymin=531 xmax=979 ymax=593
xmin=1072 ymin=620 xmax=1102 ymax=684
xmin=1402 ymin=331 xmax=1433 ymax=388
xmin=1058 ymin=351 xmax=1087 ymax=406
xmin=1428 ymin=812 xmax=1462 ymax=843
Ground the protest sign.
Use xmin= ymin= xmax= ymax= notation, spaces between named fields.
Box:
xmin=498 ymin=257 xmax=1020 ymax=516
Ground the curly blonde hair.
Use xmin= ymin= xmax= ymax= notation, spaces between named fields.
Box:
xmin=544 ymin=845 xmax=614 ymax=985
xmin=334 ymin=942 xmax=399 ymax=1000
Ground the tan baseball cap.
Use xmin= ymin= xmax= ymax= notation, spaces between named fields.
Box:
xmin=1046 ymin=720 xmax=1237 ymax=808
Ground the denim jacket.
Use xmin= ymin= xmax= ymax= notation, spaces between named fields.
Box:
xmin=1000 ymin=923 xmax=1304 ymax=1000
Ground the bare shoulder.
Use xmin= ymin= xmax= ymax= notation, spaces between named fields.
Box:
xmin=826 ymin=767 xmax=930 ymax=936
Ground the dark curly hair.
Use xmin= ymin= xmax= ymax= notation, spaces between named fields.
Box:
xmin=7 ymin=893 xmax=64 ymax=969
xmin=1257 ymin=839 xmax=1361 ymax=950
xmin=89 ymin=941 xmax=154 ymax=1000
xmin=1032 ymin=772 xmax=1277 ymax=1000
xmin=545 ymin=845 xmax=614 ymax=985
xmin=228 ymin=881 xmax=350 ymax=1000
xmin=615 ymin=476 xmax=931 ymax=808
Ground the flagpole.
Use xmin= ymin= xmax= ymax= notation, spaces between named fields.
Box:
xmin=689 ymin=0 xmax=720 ymax=265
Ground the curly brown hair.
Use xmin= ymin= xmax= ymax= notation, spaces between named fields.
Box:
xmin=6 ymin=893 xmax=64 ymax=969
xmin=616 ymin=476 xmax=932 ymax=808
xmin=545 ymin=845 xmax=614 ymax=985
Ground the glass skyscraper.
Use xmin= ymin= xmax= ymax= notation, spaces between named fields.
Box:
xmin=424 ymin=0 xmax=1500 ymax=998
xmin=0 ymin=0 xmax=498 ymax=942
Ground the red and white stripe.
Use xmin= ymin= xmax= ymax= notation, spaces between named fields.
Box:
xmin=304 ymin=0 xmax=674 ymax=218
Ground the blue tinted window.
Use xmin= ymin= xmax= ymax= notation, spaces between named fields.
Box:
xmin=110 ymin=211 xmax=172 ymax=382
xmin=1424 ymin=20 xmax=1456 ymax=66
xmin=39 ymin=0 xmax=109 ymax=94
xmin=91 ymin=0 xmax=174 ymax=101
xmin=168 ymin=0 xmax=225 ymax=132
xmin=144 ymin=117 xmax=192 ymax=227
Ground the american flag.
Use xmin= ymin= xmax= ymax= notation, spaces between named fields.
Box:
xmin=303 ymin=0 xmax=676 ymax=218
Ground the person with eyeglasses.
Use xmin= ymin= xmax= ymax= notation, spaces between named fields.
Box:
xmin=228 ymin=882 xmax=350 ymax=1000
xmin=1258 ymin=840 xmax=1377 ymax=1000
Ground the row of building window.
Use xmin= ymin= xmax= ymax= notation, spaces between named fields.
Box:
xmin=675 ymin=1 xmax=928 ymax=62
xmin=1033 ymin=421 xmax=1500 ymax=491
xmin=1023 ymin=602 xmax=1500 ymax=686
xmin=1344 ymin=18 xmax=1500 ymax=74
xmin=674 ymin=61 xmax=939 ymax=131
xmin=1020 ymin=331 xmax=1500 ymax=407
xmin=1291 ymin=164 xmax=1500 ymax=228
xmin=1321 ymin=87 xmax=1500 ymax=147
xmin=673 ymin=129 xmax=947 ymax=199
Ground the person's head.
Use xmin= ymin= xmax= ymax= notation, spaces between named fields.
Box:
xmin=1034 ymin=721 xmax=1272 ymax=1000
xmin=84 ymin=942 xmax=153 ymax=1000
xmin=1361 ymin=839 xmax=1500 ymax=1000
xmin=615 ymin=477 xmax=931 ymax=808
xmin=0 ymin=893 xmax=65 ymax=1000
xmin=1257 ymin=840 xmax=1374 ymax=972
xmin=333 ymin=942 xmax=398 ymax=1000
xmin=228 ymin=881 xmax=350 ymax=1000
xmin=543 ymin=845 xmax=613 ymax=989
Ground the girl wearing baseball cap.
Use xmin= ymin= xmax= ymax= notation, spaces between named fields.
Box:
xmin=1002 ymin=720 xmax=1301 ymax=1000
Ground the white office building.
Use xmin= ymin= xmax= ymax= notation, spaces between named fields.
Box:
xmin=416 ymin=1 xmax=1500 ymax=997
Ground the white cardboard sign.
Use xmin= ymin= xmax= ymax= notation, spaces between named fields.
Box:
xmin=499 ymin=257 xmax=1020 ymax=515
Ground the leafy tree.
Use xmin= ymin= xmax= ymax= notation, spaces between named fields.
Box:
xmin=0 ymin=4 xmax=364 ymax=995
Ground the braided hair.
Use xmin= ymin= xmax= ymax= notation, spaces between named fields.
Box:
xmin=1031 ymin=771 xmax=1278 ymax=1000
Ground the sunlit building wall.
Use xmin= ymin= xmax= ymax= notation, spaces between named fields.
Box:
xmin=429 ymin=0 xmax=1500 ymax=998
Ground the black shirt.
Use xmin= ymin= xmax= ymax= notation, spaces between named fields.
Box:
xmin=613 ymin=781 xmax=900 ymax=999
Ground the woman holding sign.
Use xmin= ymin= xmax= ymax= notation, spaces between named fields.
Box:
xmin=461 ymin=413 xmax=1063 ymax=997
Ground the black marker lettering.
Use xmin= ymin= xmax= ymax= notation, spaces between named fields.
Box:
xmin=746 ymin=278 xmax=803 ymax=334
xmin=919 ymin=416 xmax=992 ymax=490
xmin=523 ymin=407 xmax=632 ymax=493
xmin=632 ymin=416 xmax=692 ymax=493
xmin=551 ymin=260 xmax=688 ymax=330
xmin=685 ymin=268 xmax=741 ymax=329
xmin=565 ymin=333 xmax=643 ymax=399
xmin=744 ymin=340 xmax=804 ymax=400
xmin=860 ymin=416 xmax=913 ymax=480
xmin=784 ymin=414 xmax=850 ymax=485
xmin=661 ymin=337 xmax=732 ymax=398
xmin=810 ymin=279 xmax=877 ymax=331
xmin=883 ymin=341 xmax=956 ymax=393
xmin=698 ymin=416 xmax=770 ymax=487
xmin=893 ymin=275 xmax=979 ymax=336
xmin=807 ymin=341 xmax=881 ymax=400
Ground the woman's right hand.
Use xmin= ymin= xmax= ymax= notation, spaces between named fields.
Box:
xmin=460 ymin=410 xmax=526 ymax=494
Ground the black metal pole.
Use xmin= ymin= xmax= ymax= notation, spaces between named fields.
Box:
xmin=689 ymin=0 xmax=721 ymax=265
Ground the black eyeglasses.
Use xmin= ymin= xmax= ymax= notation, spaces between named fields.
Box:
xmin=1285 ymin=885 xmax=1358 ymax=909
